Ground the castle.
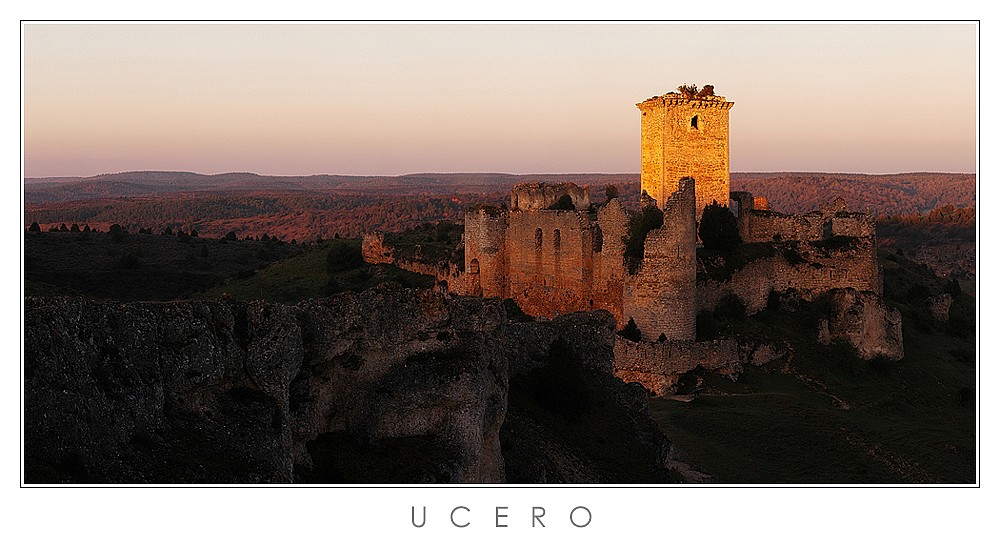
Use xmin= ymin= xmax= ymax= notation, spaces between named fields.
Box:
xmin=365 ymin=86 xmax=901 ymax=394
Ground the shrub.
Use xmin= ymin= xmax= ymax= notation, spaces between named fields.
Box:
xmin=624 ymin=206 xmax=664 ymax=274
xmin=699 ymin=201 xmax=741 ymax=252
xmin=617 ymin=318 xmax=642 ymax=342
xmin=326 ymin=240 xmax=364 ymax=274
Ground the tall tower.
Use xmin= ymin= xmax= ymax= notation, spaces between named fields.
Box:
xmin=637 ymin=90 xmax=734 ymax=218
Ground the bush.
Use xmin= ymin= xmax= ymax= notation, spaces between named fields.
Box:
xmin=117 ymin=253 xmax=140 ymax=269
xmin=699 ymin=201 xmax=741 ymax=252
xmin=326 ymin=240 xmax=364 ymax=274
xmin=617 ymin=318 xmax=642 ymax=342
xmin=624 ymin=206 xmax=664 ymax=274
xmin=28 ymin=222 xmax=40 ymax=232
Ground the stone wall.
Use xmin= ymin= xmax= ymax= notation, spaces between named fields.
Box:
xmin=361 ymin=232 xmax=465 ymax=291
xmin=637 ymin=92 xmax=733 ymax=218
xmin=697 ymin=237 xmax=882 ymax=315
xmin=624 ymin=178 xmax=697 ymax=341
xmin=511 ymin=181 xmax=590 ymax=211
xmin=612 ymin=336 xmax=788 ymax=396
xmin=464 ymin=207 xmax=508 ymax=298
xmin=461 ymin=192 xmax=630 ymax=326
xmin=733 ymin=191 xmax=875 ymax=244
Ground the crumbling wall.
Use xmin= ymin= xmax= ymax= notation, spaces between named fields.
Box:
xmin=361 ymin=232 xmax=464 ymax=292
xmin=460 ymin=195 xmax=629 ymax=325
xmin=734 ymin=192 xmax=873 ymax=243
xmin=612 ymin=336 xmax=788 ymax=396
xmin=698 ymin=237 xmax=881 ymax=315
xmin=464 ymin=207 xmax=508 ymax=298
xmin=511 ymin=181 xmax=590 ymax=211
xmin=505 ymin=209 xmax=595 ymax=318
xmin=624 ymin=177 xmax=697 ymax=341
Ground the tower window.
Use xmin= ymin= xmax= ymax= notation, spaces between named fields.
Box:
xmin=535 ymin=228 xmax=542 ymax=249
xmin=553 ymin=229 xmax=561 ymax=250
xmin=691 ymin=115 xmax=699 ymax=129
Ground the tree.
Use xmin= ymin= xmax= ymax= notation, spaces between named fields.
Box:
xmin=70 ymin=223 xmax=80 ymax=233
xmin=617 ymin=318 xmax=642 ymax=342
xmin=28 ymin=222 xmax=40 ymax=232
xmin=699 ymin=201 xmax=741 ymax=252
xmin=624 ymin=205 xmax=664 ymax=273
xmin=604 ymin=185 xmax=619 ymax=201
xmin=224 ymin=231 xmax=237 ymax=241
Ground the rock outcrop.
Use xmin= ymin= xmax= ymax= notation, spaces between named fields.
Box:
xmin=25 ymin=290 xmax=508 ymax=483
xmin=25 ymin=289 xmax=672 ymax=484
xmin=817 ymin=288 xmax=904 ymax=361
xmin=926 ymin=293 xmax=954 ymax=322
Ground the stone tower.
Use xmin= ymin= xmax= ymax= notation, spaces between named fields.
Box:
xmin=637 ymin=90 xmax=734 ymax=218
xmin=623 ymin=177 xmax=698 ymax=341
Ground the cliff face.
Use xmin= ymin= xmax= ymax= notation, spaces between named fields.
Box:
xmin=24 ymin=290 xmax=508 ymax=483
xmin=818 ymin=288 xmax=904 ymax=361
xmin=25 ymin=289 xmax=671 ymax=484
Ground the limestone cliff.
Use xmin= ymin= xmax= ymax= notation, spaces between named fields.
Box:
xmin=25 ymin=289 xmax=671 ymax=483
xmin=25 ymin=290 xmax=507 ymax=483
xmin=818 ymin=288 xmax=904 ymax=361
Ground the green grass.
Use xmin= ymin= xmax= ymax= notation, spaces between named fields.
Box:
xmin=196 ymin=239 xmax=435 ymax=304
xmin=24 ymin=231 xmax=298 ymax=301
xmin=651 ymin=251 xmax=975 ymax=484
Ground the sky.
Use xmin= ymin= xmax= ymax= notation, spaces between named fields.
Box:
xmin=21 ymin=22 xmax=978 ymax=177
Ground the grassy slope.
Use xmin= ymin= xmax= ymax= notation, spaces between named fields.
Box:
xmin=196 ymin=239 xmax=435 ymax=304
xmin=24 ymin=231 xmax=298 ymax=301
xmin=650 ymin=251 xmax=975 ymax=484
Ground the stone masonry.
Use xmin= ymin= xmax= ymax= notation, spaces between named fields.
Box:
xmin=637 ymin=91 xmax=733 ymax=219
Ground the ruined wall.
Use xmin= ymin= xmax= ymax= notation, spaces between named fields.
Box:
xmin=624 ymin=178 xmax=697 ymax=341
xmin=462 ymin=197 xmax=629 ymax=325
xmin=637 ymin=93 xmax=733 ymax=217
xmin=505 ymin=209 xmax=595 ymax=317
xmin=511 ymin=181 xmax=590 ymax=211
xmin=361 ymin=232 xmax=464 ymax=292
xmin=744 ymin=210 xmax=826 ymax=242
xmin=734 ymin=192 xmax=874 ymax=243
xmin=590 ymin=200 xmax=629 ymax=324
xmin=464 ymin=208 xmax=508 ymax=298
xmin=697 ymin=237 xmax=882 ymax=315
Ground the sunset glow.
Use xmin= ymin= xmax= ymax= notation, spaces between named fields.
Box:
xmin=22 ymin=23 xmax=977 ymax=177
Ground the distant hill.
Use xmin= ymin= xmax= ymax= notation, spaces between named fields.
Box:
xmin=23 ymin=170 xmax=976 ymax=247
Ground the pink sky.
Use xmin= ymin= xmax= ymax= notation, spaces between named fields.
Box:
xmin=22 ymin=23 xmax=977 ymax=177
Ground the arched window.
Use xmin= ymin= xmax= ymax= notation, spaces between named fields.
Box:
xmin=553 ymin=229 xmax=561 ymax=250
xmin=691 ymin=115 xmax=699 ymax=129
xmin=535 ymin=228 xmax=542 ymax=249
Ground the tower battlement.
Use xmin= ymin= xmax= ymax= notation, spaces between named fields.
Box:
xmin=637 ymin=88 xmax=733 ymax=218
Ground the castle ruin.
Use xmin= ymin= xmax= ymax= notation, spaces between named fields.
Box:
xmin=365 ymin=86 xmax=902 ymax=394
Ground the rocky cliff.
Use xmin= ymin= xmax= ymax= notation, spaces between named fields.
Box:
xmin=25 ymin=289 xmax=671 ymax=483
xmin=818 ymin=288 xmax=905 ymax=361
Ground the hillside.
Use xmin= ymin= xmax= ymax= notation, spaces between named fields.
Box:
xmin=24 ymin=171 xmax=974 ymax=244
xmin=650 ymin=250 xmax=975 ymax=483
